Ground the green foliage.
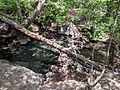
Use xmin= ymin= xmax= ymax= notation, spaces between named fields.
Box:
xmin=0 ymin=0 xmax=33 ymax=20
xmin=0 ymin=0 xmax=16 ymax=14
xmin=40 ymin=0 xmax=112 ymax=39
xmin=40 ymin=0 xmax=69 ymax=29
xmin=0 ymin=0 xmax=120 ymax=40
xmin=71 ymin=0 xmax=120 ymax=40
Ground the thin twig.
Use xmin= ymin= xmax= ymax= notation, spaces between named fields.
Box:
xmin=89 ymin=44 xmax=97 ymax=84
xmin=87 ymin=65 xmax=105 ymax=89
xmin=106 ymin=0 xmax=120 ymax=62
xmin=88 ymin=44 xmax=105 ymax=88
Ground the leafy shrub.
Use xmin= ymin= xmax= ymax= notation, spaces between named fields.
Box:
xmin=0 ymin=0 xmax=120 ymax=41
xmin=40 ymin=0 xmax=69 ymax=30
xmin=0 ymin=0 xmax=33 ymax=20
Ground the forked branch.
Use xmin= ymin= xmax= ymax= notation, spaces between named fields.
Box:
xmin=23 ymin=0 xmax=46 ymax=28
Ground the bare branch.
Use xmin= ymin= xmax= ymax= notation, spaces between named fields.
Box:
xmin=106 ymin=0 xmax=120 ymax=62
xmin=88 ymin=66 xmax=105 ymax=87
xmin=16 ymin=0 xmax=23 ymax=22
xmin=23 ymin=0 xmax=46 ymax=28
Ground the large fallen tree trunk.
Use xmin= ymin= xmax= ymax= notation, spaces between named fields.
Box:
xmin=0 ymin=14 xmax=104 ymax=70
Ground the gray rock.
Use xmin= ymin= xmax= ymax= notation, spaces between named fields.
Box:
xmin=0 ymin=59 xmax=120 ymax=90
xmin=0 ymin=59 xmax=43 ymax=90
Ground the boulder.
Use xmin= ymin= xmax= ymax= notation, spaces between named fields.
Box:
xmin=0 ymin=59 xmax=43 ymax=90
xmin=0 ymin=59 xmax=120 ymax=90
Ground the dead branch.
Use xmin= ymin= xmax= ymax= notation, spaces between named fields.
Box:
xmin=16 ymin=0 xmax=23 ymax=22
xmin=88 ymin=66 xmax=105 ymax=87
xmin=0 ymin=14 xmax=104 ymax=70
xmin=23 ymin=0 xmax=46 ymax=28
xmin=105 ymin=0 xmax=120 ymax=62
xmin=0 ymin=14 xmax=65 ymax=51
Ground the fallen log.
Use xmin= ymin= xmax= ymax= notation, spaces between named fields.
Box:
xmin=0 ymin=14 xmax=103 ymax=70
xmin=0 ymin=14 xmax=107 ymax=86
